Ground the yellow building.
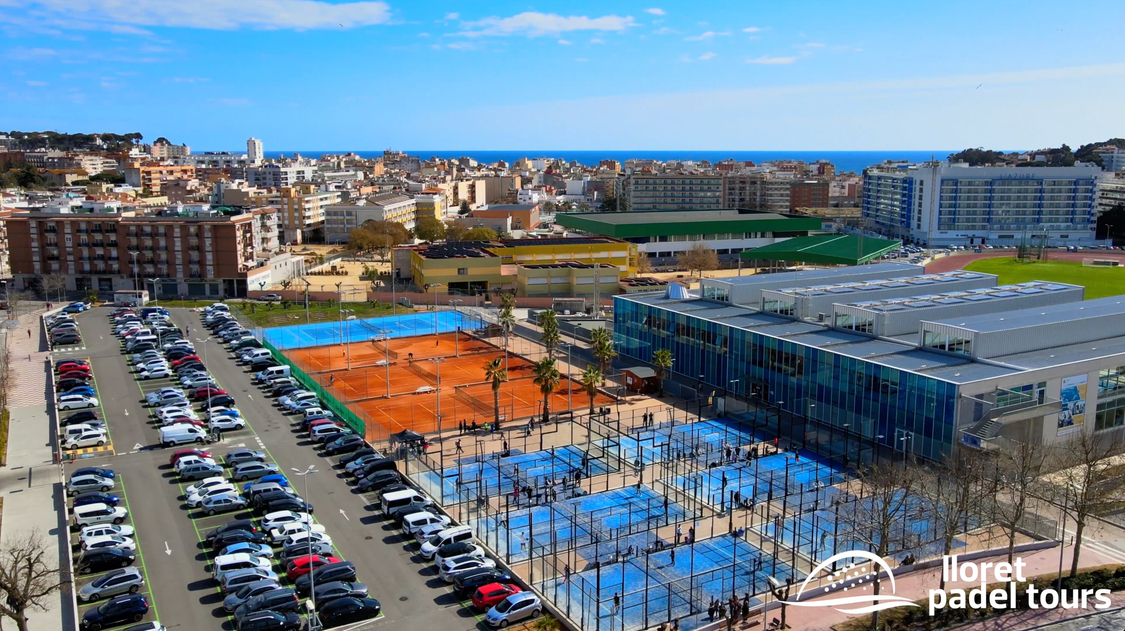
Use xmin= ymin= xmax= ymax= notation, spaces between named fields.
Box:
xmin=413 ymin=192 xmax=445 ymax=220
xmin=269 ymin=184 xmax=341 ymax=244
xmin=515 ymin=262 xmax=622 ymax=297
xmin=407 ymin=237 xmax=638 ymax=295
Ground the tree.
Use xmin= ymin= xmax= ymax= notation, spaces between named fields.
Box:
xmin=579 ymin=365 xmax=602 ymax=416
xmin=676 ymin=243 xmax=719 ymax=278
xmin=0 ymin=529 xmax=69 ymax=631
xmin=42 ymin=273 xmax=67 ymax=302
xmin=601 ymin=196 xmax=627 ymax=212
xmin=483 ymin=357 xmax=508 ymax=429
xmin=498 ymin=292 xmax=516 ymax=354
xmin=652 ymin=348 xmax=673 ymax=396
xmin=635 ymin=254 xmax=653 ymax=275
xmin=413 ymin=216 xmax=446 ymax=243
xmin=532 ymin=357 xmax=560 ymax=425
xmin=464 ymin=227 xmax=498 ymax=241
xmin=347 ymin=228 xmax=379 ymax=253
xmin=839 ymin=462 xmax=920 ymax=631
xmin=1097 ymin=203 xmax=1125 ymax=241
xmin=445 ymin=222 xmax=469 ymax=243
xmin=993 ymin=438 xmax=1049 ymax=566
xmin=5 ymin=292 xmax=26 ymax=320
xmin=459 ymin=200 xmax=472 ymax=215
xmin=916 ymin=450 xmax=989 ymax=590
xmin=538 ymin=309 xmax=560 ymax=357
xmin=0 ymin=333 xmax=12 ymax=416
xmin=590 ymin=327 xmax=616 ymax=379
xmin=947 ymin=148 xmax=1010 ymax=166
xmin=1050 ymin=431 xmax=1125 ymax=577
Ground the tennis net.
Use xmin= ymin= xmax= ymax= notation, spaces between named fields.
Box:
xmin=404 ymin=359 xmax=439 ymax=385
xmin=455 ymin=387 xmax=494 ymax=415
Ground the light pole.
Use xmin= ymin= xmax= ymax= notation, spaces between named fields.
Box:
xmin=147 ymin=278 xmax=160 ymax=306
xmin=560 ymin=341 xmax=574 ymax=413
xmin=129 ymin=251 xmax=140 ymax=292
xmin=450 ymin=299 xmax=463 ymax=356
xmin=1107 ymin=224 xmax=1114 ymax=249
xmin=302 ymin=278 xmax=311 ymax=325
xmin=291 ymin=466 xmax=321 ymax=630
xmin=424 ymin=283 xmax=443 ymax=337
xmin=335 ymin=282 xmax=351 ymax=369
xmin=196 ymin=337 xmax=213 ymax=421
xmin=432 ymin=357 xmax=444 ymax=430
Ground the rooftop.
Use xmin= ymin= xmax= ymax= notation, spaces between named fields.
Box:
xmin=844 ymin=281 xmax=1082 ymax=313
xmin=739 ymin=234 xmax=903 ymax=266
xmin=559 ymin=209 xmax=792 ymax=225
xmin=927 ymin=294 xmax=1125 ymax=333
xmin=769 ymin=271 xmax=991 ymax=297
xmin=709 ymin=262 xmax=922 ymax=287
xmin=556 ymin=209 xmax=819 ymax=239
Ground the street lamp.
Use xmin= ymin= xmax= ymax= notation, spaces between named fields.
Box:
xmin=424 ymin=283 xmax=443 ymax=337
xmin=449 ymin=299 xmax=463 ymax=356
xmin=147 ymin=278 xmax=160 ymax=306
xmin=291 ymin=466 xmax=321 ymax=630
xmin=302 ymin=278 xmax=312 ymax=325
xmin=335 ymin=282 xmax=351 ymax=369
xmin=129 ymin=251 xmax=140 ymax=291
xmin=195 ymin=337 xmax=213 ymax=420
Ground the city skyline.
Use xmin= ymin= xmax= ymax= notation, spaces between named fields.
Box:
xmin=3 ymin=1 xmax=1124 ymax=151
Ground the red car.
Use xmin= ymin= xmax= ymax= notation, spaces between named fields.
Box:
xmin=58 ymin=371 xmax=93 ymax=382
xmin=169 ymin=448 xmax=211 ymax=466
xmin=55 ymin=361 xmax=90 ymax=374
xmin=285 ymin=555 xmax=340 ymax=580
xmin=171 ymin=356 xmax=201 ymax=368
xmin=163 ymin=418 xmax=204 ymax=428
xmin=191 ymin=387 xmax=226 ymax=401
xmin=305 ymin=419 xmax=337 ymax=432
xmin=472 ymin=583 xmax=522 ymax=610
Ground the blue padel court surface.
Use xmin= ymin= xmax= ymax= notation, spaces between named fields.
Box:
xmin=475 ymin=486 xmax=693 ymax=564
xmin=668 ymin=450 xmax=847 ymax=510
xmin=605 ymin=418 xmax=758 ymax=467
xmin=263 ymin=310 xmax=484 ymax=349
xmin=544 ymin=536 xmax=789 ymax=631
xmin=416 ymin=444 xmax=616 ymax=504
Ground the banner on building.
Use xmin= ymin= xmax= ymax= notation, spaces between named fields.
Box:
xmin=1057 ymin=374 xmax=1088 ymax=436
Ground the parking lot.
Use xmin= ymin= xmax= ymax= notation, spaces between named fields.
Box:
xmin=59 ymin=306 xmax=485 ymax=631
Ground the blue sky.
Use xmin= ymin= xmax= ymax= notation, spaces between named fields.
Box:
xmin=2 ymin=0 xmax=1124 ymax=151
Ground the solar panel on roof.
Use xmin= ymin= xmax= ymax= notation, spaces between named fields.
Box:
xmin=934 ymin=276 xmax=959 ymax=282
xmin=1016 ymin=288 xmax=1044 ymax=294
xmin=827 ymin=287 xmax=855 ymax=293
xmin=959 ymin=273 xmax=983 ymax=278
xmin=940 ymin=291 xmax=965 ymax=296
xmin=992 ymin=291 xmax=1018 ymax=297
xmin=1043 ymin=284 xmax=1068 ymax=291
xmin=873 ymin=305 xmax=908 ymax=312
xmin=908 ymin=279 xmax=935 ymax=284
xmin=906 ymin=301 xmax=936 ymax=308
xmin=799 ymin=290 xmax=827 ymax=296
xmin=883 ymin=282 xmax=909 ymax=288
xmin=937 ymin=298 xmax=965 ymax=305
xmin=964 ymin=295 xmax=991 ymax=301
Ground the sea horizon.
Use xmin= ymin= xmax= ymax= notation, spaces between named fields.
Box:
xmin=228 ymin=149 xmax=985 ymax=175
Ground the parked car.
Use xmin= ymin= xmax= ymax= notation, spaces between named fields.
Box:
xmin=233 ymin=462 xmax=280 ymax=481
xmin=58 ymin=394 xmax=99 ymax=410
xmin=210 ymin=529 xmax=269 ymax=551
xmin=312 ymin=581 xmax=369 ymax=608
xmin=79 ymin=593 xmax=149 ymax=630
xmin=235 ymin=610 xmax=301 ymax=631
xmin=67 ymin=474 xmax=114 ymax=495
xmin=316 ymin=596 xmax=381 ymax=627
xmin=169 ymin=448 xmax=211 ymax=467
xmin=484 ymin=592 xmax=542 ymax=627
xmin=79 ymin=524 xmax=135 ymax=543
xmin=472 ymin=583 xmax=522 ymax=611
xmin=201 ymin=493 xmax=249 ymax=516
xmin=222 ymin=579 xmax=281 ymax=613
xmin=81 ymin=534 xmax=137 ymax=552
xmin=293 ymin=561 xmax=356 ymax=597
xmin=323 ymin=435 xmax=364 ymax=456
xmin=224 ymin=449 xmax=267 ymax=467
xmin=73 ymin=492 xmax=121 ymax=508
xmin=76 ymin=548 xmax=136 ymax=575
xmin=285 ymin=555 xmax=341 ymax=580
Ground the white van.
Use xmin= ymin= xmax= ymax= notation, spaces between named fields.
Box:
xmin=382 ymin=490 xmax=431 ymax=517
xmin=256 ymin=365 xmax=290 ymax=383
xmin=419 ymin=525 xmax=473 ymax=560
xmin=159 ymin=425 xmax=207 ymax=448
xmin=73 ymin=503 xmax=129 ymax=527
xmin=239 ymin=349 xmax=271 ymax=364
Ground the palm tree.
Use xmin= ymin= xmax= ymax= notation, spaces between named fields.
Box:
xmin=590 ymin=328 xmax=616 ymax=381
xmin=532 ymin=357 xmax=561 ymax=425
xmin=579 ymin=365 xmax=602 ymax=416
xmin=498 ymin=291 xmax=516 ymax=360
xmin=538 ymin=309 xmax=560 ymax=357
xmin=653 ymin=349 xmax=673 ymax=397
xmin=483 ymin=357 xmax=508 ymax=428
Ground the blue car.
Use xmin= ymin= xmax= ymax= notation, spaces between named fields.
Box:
xmin=243 ymin=475 xmax=289 ymax=493
xmin=73 ymin=492 xmax=121 ymax=507
xmin=62 ymin=386 xmax=96 ymax=397
xmin=73 ymin=467 xmax=116 ymax=479
xmin=63 ymin=305 xmax=84 ymax=314
xmin=80 ymin=593 xmax=148 ymax=630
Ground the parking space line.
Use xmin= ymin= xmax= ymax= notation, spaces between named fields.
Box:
xmin=113 ymin=475 xmax=161 ymax=622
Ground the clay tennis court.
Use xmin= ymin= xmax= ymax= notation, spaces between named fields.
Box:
xmin=285 ymin=330 xmax=497 ymax=373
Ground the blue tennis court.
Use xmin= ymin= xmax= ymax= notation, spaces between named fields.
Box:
xmin=668 ymin=450 xmax=847 ymax=511
xmin=263 ymin=310 xmax=484 ymax=349
xmin=602 ymin=418 xmax=758 ymax=468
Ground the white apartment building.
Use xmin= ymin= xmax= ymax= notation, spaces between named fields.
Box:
xmin=324 ymin=193 xmax=418 ymax=243
xmin=1100 ymin=147 xmax=1125 ymax=173
xmin=863 ymin=162 xmax=1100 ymax=247
xmin=247 ymin=137 xmax=264 ymax=165
xmin=173 ymin=152 xmax=256 ymax=169
xmin=266 ymin=185 xmax=341 ymax=244
xmin=247 ymin=165 xmax=317 ymax=189
xmin=1096 ymin=173 xmax=1125 ymax=215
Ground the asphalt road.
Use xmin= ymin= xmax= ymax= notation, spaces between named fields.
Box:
xmin=62 ymin=307 xmax=483 ymax=631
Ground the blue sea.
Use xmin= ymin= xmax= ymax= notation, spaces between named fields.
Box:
xmin=259 ymin=150 xmax=960 ymax=174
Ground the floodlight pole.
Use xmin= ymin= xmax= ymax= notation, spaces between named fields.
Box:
xmin=292 ymin=466 xmax=321 ymax=630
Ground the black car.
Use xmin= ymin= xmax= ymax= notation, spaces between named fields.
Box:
xmin=61 ymin=411 xmax=102 ymax=427
xmin=263 ymin=497 xmax=314 ymax=515
xmin=248 ymin=358 xmax=279 ymax=371
xmin=317 ymin=597 xmax=381 ymax=627
xmin=278 ymin=541 xmax=334 ymax=566
xmin=52 ymin=333 xmax=83 ymax=345
xmin=73 ymin=492 xmax=120 ymax=508
xmin=389 ymin=504 xmax=441 ymax=527
xmin=453 ymin=568 xmax=517 ymax=597
xmin=355 ymin=458 xmax=398 ymax=479
xmin=233 ymin=588 xmax=299 ymax=624
xmin=272 ymin=385 xmax=300 ymax=398
xmin=176 ymin=362 xmax=205 ymax=374
xmin=250 ymin=490 xmax=295 ymax=511
xmin=207 ymin=394 xmax=237 ymax=408
xmin=57 ymin=378 xmax=93 ymax=391
xmin=205 ymin=519 xmax=259 ymax=541
xmin=313 ymin=581 xmax=370 ymax=608
xmin=338 ymin=447 xmax=377 ymax=466
xmin=80 ymin=593 xmax=148 ymax=630
xmin=236 ymin=610 xmax=302 ymax=631
xmin=324 ymin=435 xmax=364 ymax=456
xmin=294 ymin=561 xmax=355 ymax=597
xmin=210 ymin=530 xmax=268 ymax=550
xmin=165 ymin=350 xmax=193 ymax=361
xmin=355 ymin=470 xmax=401 ymax=493
xmin=77 ymin=548 xmax=135 ymax=575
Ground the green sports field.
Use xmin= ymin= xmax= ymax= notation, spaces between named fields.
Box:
xmin=964 ymin=258 xmax=1125 ymax=299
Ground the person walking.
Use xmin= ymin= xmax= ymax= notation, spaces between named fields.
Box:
xmin=455 ymin=439 xmax=463 ymax=454
xmin=669 ymin=548 xmax=675 ymax=566
xmin=613 ymin=592 xmax=620 ymax=613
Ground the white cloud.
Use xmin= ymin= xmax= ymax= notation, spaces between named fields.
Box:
xmin=6 ymin=47 xmax=58 ymax=60
xmin=15 ymin=0 xmax=392 ymax=31
xmin=454 ymin=12 xmax=636 ymax=38
xmin=445 ymin=41 xmax=475 ymax=50
xmin=698 ymin=52 xmax=716 ymax=60
xmin=589 ymin=38 xmax=603 ymax=44
xmin=417 ymin=32 xmax=430 ymax=37
xmin=558 ymin=39 xmax=571 ymax=45
xmin=167 ymin=76 xmax=210 ymax=83
xmin=747 ymin=55 xmax=798 ymax=65
xmin=443 ymin=12 xmax=460 ymax=21
xmin=742 ymin=27 xmax=764 ymax=33
xmin=644 ymin=8 xmax=664 ymax=15
xmin=652 ymin=27 xmax=675 ymax=35
xmin=26 ymin=80 xmax=48 ymax=86
xmin=804 ymin=42 xmax=825 ymax=48
xmin=684 ymin=30 xmax=729 ymax=41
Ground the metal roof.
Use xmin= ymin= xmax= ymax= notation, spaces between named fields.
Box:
xmin=989 ymin=335 xmax=1125 ymax=370
xmin=841 ymin=280 xmax=1082 ymax=313
xmin=710 ymin=262 xmax=922 ymax=287
xmin=739 ymin=234 xmax=903 ymax=265
xmin=556 ymin=209 xmax=820 ymax=239
xmin=927 ymin=295 xmax=1125 ymax=333
xmin=771 ymin=271 xmax=992 ymax=297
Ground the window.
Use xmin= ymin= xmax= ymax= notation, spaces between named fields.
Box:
xmin=1099 ymin=366 xmax=1125 ymax=397
xmin=1096 ymin=397 xmax=1125 ymax=431
xmin=457 ymin=268 xmax=468 ymax=275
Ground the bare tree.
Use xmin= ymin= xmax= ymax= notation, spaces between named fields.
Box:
xmin=1050 ymin=431 xmax=1125 ymax=577
xmin=675 ymin=243 xmax=719 ymax=278
xmin=917 ymin=449 xmax=990 ymax=590
xmin=6 ymin=291 xmax=26 ymax=320
xmin=0 ymin=332 xmax=12 ymax=416
xmin=0 ymin=530 xmax=70 ymax=631
xmin=993 ymin=438 xmax=1049 ymax=566
xmin=42 ymin=274 xmax=67 ymax=303
xmin=839 ymin=461 xmax=920 ymax=630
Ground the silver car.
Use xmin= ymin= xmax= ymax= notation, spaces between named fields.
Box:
xmin=232 ymin=462 xmax=280 ymax=481
xmin=222 ymin=578 xmax=280 ymax=613
xmin=77 ymin=567 xmax=144 ymax=602
xmin=224 ymin=449 xmax=267 ymax=467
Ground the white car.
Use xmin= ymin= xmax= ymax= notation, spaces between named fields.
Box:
xmin=80 ymin=524 xmax=135 ymax=543
xmin=186 ymin=484 xmax=238 ymax=507
xmin=438 ymin=556 xmax=496 ymax=582
xmin=182 ymin=376 xmax=217 ymax=389
xmin=58 ymin=394 xmax=99 ymax=410
xmin=261 ymin=510 xmax=310 ymax=532
xmin=185 ymin=476 xmax=230 ymax=497
xmin=139 ymin=366 xmax=173 ymax=380
xmin=64 ymin=428 xmax=108 ymax=449
xmin=284 ymin=529 xmax=332 ymax=547
xmin=175 ymin=456 xmax=216 ymax=472
xmin=278 ymin=392 xmax=314 ymax=408
xmin=157 ymin=406 xmax=198 ymax=422
xmin=267 ymin=521 xmax=324 ymax=544
xmin=81 ymin=535 xmax=137 ymax=552
xmin=164 ymin=340 xmax=194 ymax=352
xmin=146 ymin=392 xmax=187 ymax=407
xmin=415 ymin=386 xmax=436 ymax=394
xmin=209 ymin=417 xmax=246 ymax=432
xmin=434 ymin=543 xmax=486 ymax=566
xmin=132 ymin=352 xmax=163 ymax=365
xmin=403 ymin=512 xmax=452 ymax=537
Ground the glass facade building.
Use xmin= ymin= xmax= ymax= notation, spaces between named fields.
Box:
xmin=615 ymin=296 xmax=960 ymax=463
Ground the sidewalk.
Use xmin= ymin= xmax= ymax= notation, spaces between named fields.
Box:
xmin=0 ymin=307 xmax=74 ymax=630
